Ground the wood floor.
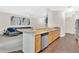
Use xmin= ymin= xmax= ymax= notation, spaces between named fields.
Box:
xmin=41 ymin=33 xmax=79 ymax=53
xmin=11 ymin=33 xmax=79 ymax=53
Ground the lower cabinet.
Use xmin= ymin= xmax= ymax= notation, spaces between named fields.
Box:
xmin=35 ymin=34 xmax=41 ymax=53
xmin=35 ymin=30 xmax=60 ymax=52
xmin=48 ymin=30 xmax=60 ymax=45
xmin=35 ymin=33 xmax=48 ymax=52
xmin=48 ymin=31 xmax=53 ymax=44
xmin=52 ymin=30 xmax=60 ymax=41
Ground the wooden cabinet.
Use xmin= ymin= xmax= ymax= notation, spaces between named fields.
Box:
xmin=48 ymin=31 xmax=53 ymax=44
xmin=48 ymin=30 xmax=60 ymax=44
xmin=52 ymin=30 xmax=60 ymax=41
xmin=35 ymin=34 xmax=41 ymax=53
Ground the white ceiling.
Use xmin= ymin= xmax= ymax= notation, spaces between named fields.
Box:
xmin=0 ymin=6 xmax=79 ymax=17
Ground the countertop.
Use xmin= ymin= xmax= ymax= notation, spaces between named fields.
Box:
xmin=17 ymin=27 xmax=60 ymax=35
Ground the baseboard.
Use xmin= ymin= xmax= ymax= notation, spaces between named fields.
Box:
xmin=66 ymin=32 xmax=75 ymax=35
xmin=60 ymin=34 xmax=65 ymax=37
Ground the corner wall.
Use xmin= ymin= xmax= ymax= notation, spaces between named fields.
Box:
xmin=48 ymin=10 xmax=65 ymax=37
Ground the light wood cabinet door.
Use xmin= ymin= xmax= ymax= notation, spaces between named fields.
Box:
xmin=48 ymin=30 xmax=60 ymax=44
xmin=52 ymin=30 xmax=60 ymax=41
xmin=48 ymin=31 xmax=53 ymax=44
xmin=35 ymin=34 xmax=41 ymax=53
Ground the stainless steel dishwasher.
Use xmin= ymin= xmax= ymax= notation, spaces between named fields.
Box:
xmin=41 ymin=33 xmax=48 ymax=50
xmin=75 ymin=19 xmax=79 ymax=40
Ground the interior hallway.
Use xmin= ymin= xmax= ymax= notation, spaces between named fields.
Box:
xmin=41 ymin=33 xmax=79 ymax=53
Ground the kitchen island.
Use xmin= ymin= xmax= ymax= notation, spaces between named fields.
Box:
xmin=17 ymin=27 xmax=60 ymax=53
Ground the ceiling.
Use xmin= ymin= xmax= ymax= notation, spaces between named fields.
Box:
xmin=0 ymin=6 xmax=79 ymax=17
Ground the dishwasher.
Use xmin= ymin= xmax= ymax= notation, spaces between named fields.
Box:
xmin=41 ymin=33 xmax=48 ymax=50
xmin=75 ymin=19 xmax=79 ymax=40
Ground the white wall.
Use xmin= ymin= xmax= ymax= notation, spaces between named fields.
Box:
xmin=65 ymin=11 xmax=79 ymax=34
xmin=48 ymin=10 xmax=65 ymax=37
xmin=0 ymin=11 xmax=46 ymax=34
xmin=0 ymin=12 xmax=27 ymax=33
xmin=30 ymin=17 xmax=45 ymax=29
xmin=0 ymin=6 xmax=47 ymax=18
xmin=65 ymin=15 xmax=76 ymax=34
xmin=75 ymin=11 xmax=79 ymax=19
xmin=0 ymin=12 xmax=11 ymax=34
xmin=0 ymin=6 xmax=48 ymax=29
